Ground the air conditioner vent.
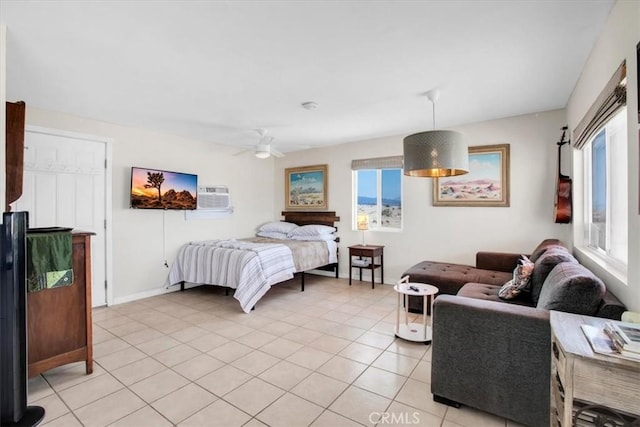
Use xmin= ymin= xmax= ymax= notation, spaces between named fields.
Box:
xmin=197 ymin=185 xmax=230 ymax=210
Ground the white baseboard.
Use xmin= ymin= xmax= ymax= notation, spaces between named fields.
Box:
xmin=112 ymin=285 xmax=177 ymax=306
xmin=110 ymin=273 xmax=392 ymax=306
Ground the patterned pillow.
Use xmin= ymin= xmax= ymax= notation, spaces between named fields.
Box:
xmin=499 ymin=255 xmax=535 ymax=300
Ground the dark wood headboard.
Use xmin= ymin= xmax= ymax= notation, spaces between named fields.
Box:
xmin=282 ymin=211 xmax=340 ymax=227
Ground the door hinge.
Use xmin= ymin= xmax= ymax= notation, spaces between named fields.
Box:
xmin=104 ymin=158 xmax=107 ymax=169
xmin=104 ymin=280 xmax=108 ymax=291
xmin=104 ymin=219 xmax=107 ymax=229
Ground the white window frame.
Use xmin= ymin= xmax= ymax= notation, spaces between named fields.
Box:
xmin=581 ymin=108 xmax=627 ymax=275
xmin=352 ymin=168 xmax=403 ymax=232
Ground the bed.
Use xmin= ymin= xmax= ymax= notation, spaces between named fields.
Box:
xmin=166 ymin=211 xmax=340 ymax=312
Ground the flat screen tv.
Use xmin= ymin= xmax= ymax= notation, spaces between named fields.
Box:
xmin=130 ymin=167 xmax=197 ymax=210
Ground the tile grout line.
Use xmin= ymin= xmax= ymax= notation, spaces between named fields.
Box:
xmin=33 ymin=278 xmax=498 ymax=427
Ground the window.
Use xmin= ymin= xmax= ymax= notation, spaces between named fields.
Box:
xmin=583 ymin=108 xmax=627 ymax=266
xmin=351 ymin=156 xmax=402 ymax=231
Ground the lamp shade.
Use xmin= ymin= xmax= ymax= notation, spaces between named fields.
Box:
xmin=403 ymin=130 xmax=469 ymax=177
xmin=357 ymin=214 xmax=369 ymax=231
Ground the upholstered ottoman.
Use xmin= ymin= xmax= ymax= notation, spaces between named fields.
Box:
xmin=402 ymin=261 xmax=512 ymax=312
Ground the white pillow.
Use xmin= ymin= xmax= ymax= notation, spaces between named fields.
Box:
xmin=289 ymin=233 xmax=336 ymax=241
xmin=288 ymin=224 xmax=336 ymax=237
xmin=256 ymin=231 xmax=289 ymax=240
xmin=259 ymin=221 xmax=299 ymax=234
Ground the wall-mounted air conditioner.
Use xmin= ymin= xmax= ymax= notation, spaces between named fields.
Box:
xmin=185 ymin=185 xmax=233 ymax=220
xmin=197 ymin=185 xmax=230 ymax=210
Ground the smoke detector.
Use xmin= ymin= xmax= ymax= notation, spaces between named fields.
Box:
xmin=301 ymin=101 xmax=319 ymax=110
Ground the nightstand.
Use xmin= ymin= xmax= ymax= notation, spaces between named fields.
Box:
xmin=550 ymin=311 xmax=640 ymax=426
xmin=348 ymin=245 xmax=384 ymax=289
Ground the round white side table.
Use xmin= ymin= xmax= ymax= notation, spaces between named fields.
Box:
xmin=394 ymin=279 xmax=439 ymax=344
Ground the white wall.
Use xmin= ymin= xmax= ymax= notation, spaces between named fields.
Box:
xmin=567 ymin=0 xmax=640 ymax=312
xmin=18 ymin=1 xmax=638 ymax=310
xmin=275 ymin=109 xmax=572 ymax=284
xmin=25 ymin=107 xmax=276 ymax=303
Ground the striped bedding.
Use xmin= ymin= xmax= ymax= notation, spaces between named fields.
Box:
xmin=244 ymin=237 xmax=338 ymax=270
xmin=166 ymin=238 xmax=337 ymax=313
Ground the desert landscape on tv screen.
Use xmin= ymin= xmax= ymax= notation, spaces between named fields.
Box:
xmin=130 ymin=168 xmax=197 ymax=209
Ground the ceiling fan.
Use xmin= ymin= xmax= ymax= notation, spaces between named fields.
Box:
xmin=234 ymin=129 xmax=307 ymax=159
xmin=254 ymin=130 xmax=283 ymax=159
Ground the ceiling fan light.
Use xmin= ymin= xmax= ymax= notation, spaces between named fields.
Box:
xmin=255 ymin=143 xmax=271 ymax=158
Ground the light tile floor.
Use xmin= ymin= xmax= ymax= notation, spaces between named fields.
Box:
xmin=28 ymin=275 xmax=524 ymax=427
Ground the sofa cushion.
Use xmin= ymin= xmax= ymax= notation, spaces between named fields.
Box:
xmin=498 ymin=255 xmax=534 ymax=300
xmin=458 ymin=283 xmax=534 ymax=306
xmin=536 ymin=262 xmax=606 ymax=315
xmin=530 ymin=247 xmax=577 ymax=304
xmin=529 ymin=238 xmax=564 ymax=262
xmin=402 ymin=261 xmax=512 ymax=296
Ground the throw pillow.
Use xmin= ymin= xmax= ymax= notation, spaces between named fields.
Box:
xmin=258 ymin=221 xmax=299 ymax=234
xmin=289 ymin=233 xmax=336 ymax=241
xmin=288 ymin=224 xmax=336 ymax=237
xmin=528 ymin=239 xmax=564 ymax=262
xmin=536 ymin=262 xmax=605 ymax=315
xmin=529 ymin=248 xmax=577 ymax=304
xmin=498 ymin=255 xmax=534 ymax=300
xmin=256 ymin=231 xmax=289 ymax=240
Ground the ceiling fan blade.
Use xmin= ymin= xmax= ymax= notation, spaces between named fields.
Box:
xmin=271 ymin=148 xmax=285 ymax=158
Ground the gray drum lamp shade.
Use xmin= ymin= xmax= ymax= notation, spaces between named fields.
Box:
xmin=403 ymin=130 xmax=469 ymax=177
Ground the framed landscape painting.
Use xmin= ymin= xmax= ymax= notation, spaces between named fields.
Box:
xmin=285 ymin=164 xmax=328 ymax=210
xmin=433 ymin=144 xmax=510 ymax=207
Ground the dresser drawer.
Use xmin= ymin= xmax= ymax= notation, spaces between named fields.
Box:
xmin=573 ymin=359 xmax=640 ymax=416
xmin=350 ymin=248 xmax=381 ymax=257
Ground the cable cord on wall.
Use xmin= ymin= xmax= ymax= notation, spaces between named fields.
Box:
xmin=163 ymin=209 xmax=168 ymax=268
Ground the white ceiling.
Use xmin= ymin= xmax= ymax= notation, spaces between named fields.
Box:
xmin=1 ymin=0 xmax=614 ymax=153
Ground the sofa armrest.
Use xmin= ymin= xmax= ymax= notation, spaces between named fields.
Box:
xmin=431 ymin=295 xmax=550 ymax=427
xmin=475 ymin=251 xmax=523 ymax=273
xmin=597 ymin=290 xmax=626 ymax=320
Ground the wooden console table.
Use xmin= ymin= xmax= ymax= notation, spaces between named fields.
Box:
xmin=550 ymin=311 xmax=640 ymax=426
xmin=27 ymin=232 xmax=94 ymax=378
xmin=348 ymin=245 xmax=384 ymax=289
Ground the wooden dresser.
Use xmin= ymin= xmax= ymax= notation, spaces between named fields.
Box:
xmin=27 ymin=232 xmax=94 ymax=378
xmin=550 ymin=311 xmax=640 ymax=426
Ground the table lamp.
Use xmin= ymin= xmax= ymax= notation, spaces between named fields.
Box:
xmin=357 ymin=214 xmax=369 ymax=246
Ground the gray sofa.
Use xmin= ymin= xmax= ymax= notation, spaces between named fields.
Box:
xmin=404 ymin=239 xmax=626 ymax=427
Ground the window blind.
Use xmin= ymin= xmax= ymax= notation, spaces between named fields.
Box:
xmin=573 ymin=61 xmax=627 ymax=150
xmin=351 ymin=155 xmax=403 ymax=170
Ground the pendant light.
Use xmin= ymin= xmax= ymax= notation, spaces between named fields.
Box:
xmin=403 ymin=90 xmax=469 ymax=177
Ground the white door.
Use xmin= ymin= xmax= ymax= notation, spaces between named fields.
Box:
xmin=12 ymin=128 xmax=109 ymax=307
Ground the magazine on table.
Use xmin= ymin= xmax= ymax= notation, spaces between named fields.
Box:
xmin=581 ymin=324 xmax=640 ymax=362
xmin=604 ymin=321 xmax=640 ymax=354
